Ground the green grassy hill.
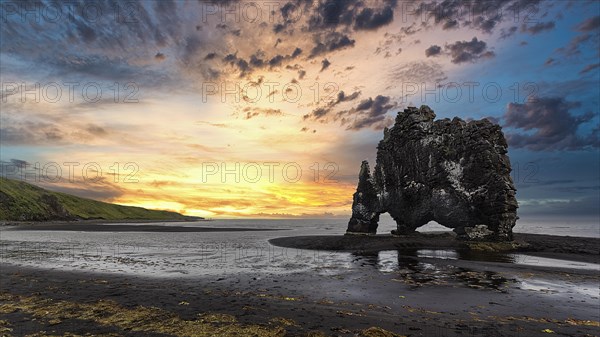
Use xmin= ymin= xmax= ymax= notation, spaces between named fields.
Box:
xmin=0 ymin=177 xmax=196 ymax=222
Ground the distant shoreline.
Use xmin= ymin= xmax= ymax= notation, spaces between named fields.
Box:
xmin=0 ymin=218 xmax=207 ymax=226
xmin=0 ymin=220 xmax=286 ymax=232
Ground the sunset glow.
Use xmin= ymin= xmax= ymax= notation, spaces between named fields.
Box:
xmin=1 ymin=0 xmax=598 ymax=218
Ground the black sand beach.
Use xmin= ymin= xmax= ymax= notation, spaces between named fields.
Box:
xmin=1 ymin=228 xmax=599 ymax=337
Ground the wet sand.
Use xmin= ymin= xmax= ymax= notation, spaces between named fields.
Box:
xmin=0 ymin=231 xmax=598 ymax=336
xmin=1 ymin=259 xmax=598 ymax=337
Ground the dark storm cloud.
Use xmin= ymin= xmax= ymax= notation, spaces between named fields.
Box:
xmin=249 ymin=52 xmax=266 ymax=68
xmin=336 ymin=91 xmax=362 ymax=103
xmin=204 ymin=53 xmax=218 ymax=60
xmin=221 ymin=48 xmax=303 ymax=76
xmin=412 ymin=0 xmax=547 ymax=35
xmin=320 ymin=58 xmax=331 ymax=72
xmin=291 ymin=47 xmax=303 ymax=58
xmin=342 ymin=95 xmax=397 ymax=130
xmin=269 ymin=55 xmax=285 ymax=67
xmin=303 ymin=90 xmax=362 ymax=120
xmin=354 ymin=6 xmax=394 ymax=30
xmin=309 ymin=32 xmax=356 ymax=58
xmin=520 ymin=21 xmax=555 ymax=34
xmin=425 ymin=45 xmax=442 ymax=57
xmin=445 ymin=37 xmax=495 ymax=64
xmin=503 ymin=97 xmax=599 ymax=151
xmin=303 ymin=94 xmax=397 ymax=131
xmin=306 ymin=0 xmax=397 ymax=32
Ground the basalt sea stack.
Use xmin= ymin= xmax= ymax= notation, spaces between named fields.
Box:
xmin=347 ymin=106 xmax=518 ymax=241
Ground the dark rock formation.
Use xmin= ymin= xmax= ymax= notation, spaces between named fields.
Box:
xmin=346 ymin=106 xmax=518 ymax=241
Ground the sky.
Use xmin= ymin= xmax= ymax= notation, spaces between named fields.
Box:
xmin=0 ymin=0 xmax=598 ymax=220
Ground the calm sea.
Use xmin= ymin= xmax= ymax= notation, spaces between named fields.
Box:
xmin=0 ymin=215 xmax=597 ymax=277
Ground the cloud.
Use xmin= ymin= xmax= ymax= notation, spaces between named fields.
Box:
xmin=204 ymin=52 xmax=218 ymax=60
xmin=414 ymin=0 xmax=544 ymax=34
xmin=0 ymin=120 xmax=64 ymax=146
xmin=500 ymin=26 xmax=518 ymax=39
xmin=577 ymin=15 xmax=600 ymax=32
xmin=336 ymin=91 xmax=362 ymax=103
xmin=38 ymin=177 xmax=126 ymax=202
xmin=579 ymin=63 xmax=600 ymax=74
xmin=303 ymin=90 xmax=362 ymax=121
xmin=0 ymin=0 xmax=191 ymax=84
xmin=556 ymin=16 xmax=600 ymax=57
xmin=307 ymin=0 xmax=397 ymax=32
xmin=320 ymin=58 xmax=332 ymax=72
xmin=518 ymin=195 xmax=600 ymax=216
xmin=386 ymin=61 xmax=447 ymax=91
xmin=339 ymin=95 xmax=398 ymax=130
xmin=425 ymin=45 xmax=442 ymax=57
xmin=309 ymin=31 xmax=356 ymax=58
xmin=221 ymin=47 xmax=303 ymax=76
xmin=520 ymin=21 xmax=555 ymax=35
xmin=503 ymin=97 xmax=598 ymax=151
xmin=558 ymin=33 xmax=594 ymax=56
xmin=86 ymin=124 xmax=108 ymax=137
xmin=354 ymin=6 xmax=395 ymax=30
xmin=445 ymin=37 xmax=495 ymax=64
xmin=243 ymin=108 xmax=284 ymax=119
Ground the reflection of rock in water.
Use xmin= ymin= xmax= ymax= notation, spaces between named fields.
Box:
xmin=352 ymin=250 xmax=516 ymax=291
xmin=350 ymin=251 xmax=379 ymax=268
xmin=347 ymin=106 xmax=518 ymax=241
xmin=456 ymin=249 xmax=516 ymax=263
xmin=453 ymin=268 xmax=515 ymax=292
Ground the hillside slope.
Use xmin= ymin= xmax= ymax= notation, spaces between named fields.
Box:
xmin=0 ymin=177 xmax=195 ymax=221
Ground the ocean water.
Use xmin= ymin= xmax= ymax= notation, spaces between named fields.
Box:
xmin=0 ymin=216 xmax=597 ymax=278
